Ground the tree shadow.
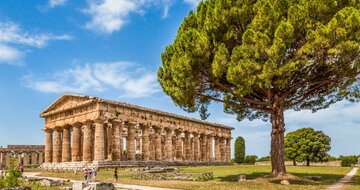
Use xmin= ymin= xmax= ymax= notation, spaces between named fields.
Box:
xmin=218 ymin=172 xmax=345 ymax=186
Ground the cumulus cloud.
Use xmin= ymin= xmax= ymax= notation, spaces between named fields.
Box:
xmin=0 ymin=20 xmax=72 ymax=65
xmin=48 ymin=0 xmax=68 ymax=8
xmin=23 ymin=61 xmax=161 ymax=98
xmin=83 ymin=0 xmax=199 ymax=34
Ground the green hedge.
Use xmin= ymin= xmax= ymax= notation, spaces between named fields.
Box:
xmin=244 ymin=155 xmax=258 ymax=165
xmin=340 ymin=155 xmax=359 ymax=167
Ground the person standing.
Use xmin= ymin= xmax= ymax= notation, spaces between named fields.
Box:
xmin=92 ymin=168 xmax=97 ymax=182
xmin=83 ymin=168 xmax=88 ymax=182
xmin=114 ymin=168 xmax=118 ymax=183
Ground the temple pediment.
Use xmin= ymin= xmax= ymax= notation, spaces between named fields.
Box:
xmin=40 ymin=94 xmax=94 ymax=116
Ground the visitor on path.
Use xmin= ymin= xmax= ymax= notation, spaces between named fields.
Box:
xmin=88 ymin=168 xmax=92 ymax=182
xmin=83 ymin=168 xmax=89 ymax=182
xmin=92 ymin=167 xmax=97 ymax=182
xmin=114 ymin=168 xmax=118 ymax=183
xmin=19 ymin=165 xmax=24 ymax=173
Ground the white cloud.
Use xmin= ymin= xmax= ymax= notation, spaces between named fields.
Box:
xmin=49 ymin=0 xmax=68 ymax=8
xmin=23 ymin=61 xmax=161 ymax=98
xmin=83 ymin=0 xmax=199 ymax=34
xmin=0 ymin=20 xmax=72 ymax=65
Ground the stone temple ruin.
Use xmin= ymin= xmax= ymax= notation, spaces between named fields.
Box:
xmin=0 ymin=145 xmax=45 ymax=168
xmin=40 ymin=94 xmax=233 ymax=170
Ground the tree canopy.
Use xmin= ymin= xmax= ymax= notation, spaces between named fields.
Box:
xmin=285 ymin=128 xmax=331 ymax=166
xmin=234 ymin=136 xmax=246 ymax=164
xmin=158 ymin=0 xmax=360 ymax=175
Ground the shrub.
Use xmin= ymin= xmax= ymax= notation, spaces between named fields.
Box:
xmin=4 ymin=158 xmax=21 ymax=188
xmin=257 ymin=156 xmax=271 ymax=162
xmin=234 ymin=136 xmax=245 ymax=164
xmin=340 ymin=155 xmax=358 ymax=167
xmin=244 ymin=155 xmax=258 ymax=165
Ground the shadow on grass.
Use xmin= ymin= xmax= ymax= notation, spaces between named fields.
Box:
xmin=218 ymin=172 xmax=345 ymax=186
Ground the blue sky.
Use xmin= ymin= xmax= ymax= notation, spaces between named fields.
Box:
xmin=0 ymin=0 xmax=359 ymax=158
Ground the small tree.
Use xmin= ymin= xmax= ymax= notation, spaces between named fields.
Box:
xmin=5 ymin=158 xmax=21 ymax=188
xmin=234 ymin=136 xmax=245 ymax=164
xmin=285 ymin=128 xmax=331 ymax=166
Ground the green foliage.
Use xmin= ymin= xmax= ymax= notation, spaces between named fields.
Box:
xmin=285 ymin=128 xmax=331 ymax=165
xmin=4 ymin=158 xmax=21 ymax=188
xmin=234 ymin=136 xmax=245 ymax=164
xmin=244 ymin=155 xmax=258 ymax=165
xmin=340 ymin=155 xmax=359 ymax=167
xmin=328 ymin=156 xmax=339 ymax=161
xmin=258 ymin=156 xmax=271 ymax=162
xmin=0 ymin=177 xmax=4 ymax=189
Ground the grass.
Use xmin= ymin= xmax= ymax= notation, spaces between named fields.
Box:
xmin=37 ymin=165 xmax=352 ymax=190
xmin=344 ymin=168 xmax=360 ymax=190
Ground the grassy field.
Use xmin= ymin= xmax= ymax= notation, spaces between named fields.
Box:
xmin=37 ymin=165 xmax=355 ymax=190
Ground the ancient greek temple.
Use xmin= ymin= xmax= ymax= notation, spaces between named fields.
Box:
xmin=40 ymin=94 xmax=233 ymax=169
xmin=0 ymin=145 xmax=45 ymax=168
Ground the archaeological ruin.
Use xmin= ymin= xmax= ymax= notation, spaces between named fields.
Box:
xmin=40 ymin=94 xmax=233 ymax=170
xmin=0 ymin=145 xmax=45 ymax=168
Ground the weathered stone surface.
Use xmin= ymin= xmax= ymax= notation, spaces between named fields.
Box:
xmin=237 ymin=174 xmax=247 ymax=182
xmin=94 ymin=182 xmax=115 ymax=190
xmin=280 ymin=180 xmax=290 ymax=185
xmin=40 ymin=179 xmax=64 ymax=187
xmin=72 ymin=181 xmax=87 ymax=190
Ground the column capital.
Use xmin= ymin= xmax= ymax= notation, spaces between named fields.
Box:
xmin=42 ymin=128 xmax=53 ymax=132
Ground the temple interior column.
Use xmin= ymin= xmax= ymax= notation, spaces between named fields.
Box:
xmin=165 ymin=128 xmax=173 ymax=161
xmin=82 ymin=122 xmax=93 ymax=161
xmin=154 ymin=127 xmax=162 ymax=161
xmin=113 ymin=121 xmax=122 ymax=161
xmin=5 ymin=153 xmax=10 ymax=167
xmin=126 ymin=124 xmax=136 ymax=161
xmin=23 ymin=153 xmax=30 ymax=166
xmin=52 ymin=128 xmax=62 ymax=162
xmin=206 ymin=135 xmax=212 ymax=162
xmin=17 ymin=154 xmax=22 ymax=165
xmin=72 ymin=124 xmax=82 ymax=161
xmin=200 ymin=134 xmax=206 ymax=162
xmin=62 ymin=127 xmax=71 ymax=162
xmin=106 ymin=122 xmax=113 ymax=160
xmin=141 ymin=125 xmax=150 ymax=161
xmin=94 ymin=120 xmax=105 ymax=161
xmin=38 ymin=152 xmax=44 ymax=165
xmin=149 ymin=134 xmax=155 ymax=160
xmin=193 ymin=133 xmax=199 ymax=162
xmin=175 ymin=130 xmax=183 ymax=161
xmin=0 ymin=153 xmax=4 ymax=167
xmin=226 ymin=138 xmax=231 ymax=162
xmin=184 ymin=132 xmax=191 ymax=161
xmin=214 ymin=136 xmax=221 ymax=162
xmin=220 ymin=137 xmax=226 ymax=162
xmin=44 ymin=129 xmax=53 ymax=163
xmin=31 ymin=152 xmax=38 ymax=165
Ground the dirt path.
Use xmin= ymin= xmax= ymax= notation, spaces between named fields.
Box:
xmin=23 ymin=172 xmax=178 ymax=190
xmin=325 ymin=167 xmax=358 ymax=190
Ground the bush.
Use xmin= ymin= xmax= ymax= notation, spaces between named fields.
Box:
xmin=5 ymin=158 xmax=21 ymax=188
xmin=257 ymin=156 xmax=271 ymax=162
xmin=340 ymin=155 xmax=359 ymax=167
xmin=243 ymin=155 xmax=258 ymax=165
xmin=234 ymin=136 xmax=245 ymax=164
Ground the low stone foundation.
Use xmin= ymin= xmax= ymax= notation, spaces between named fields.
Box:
xmin=40 ymin=161 xmax=231 ymax=171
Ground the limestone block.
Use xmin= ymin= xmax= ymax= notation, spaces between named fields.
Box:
xmin=280 ymin=180 xmax=290 ymax=185
xmin=72 ymin=181 xmax=87 ymax=190
xmin=94 ymin=182 xmax=115 ymax=190
xmin=237 ymin=174 xmax=246 ymax=182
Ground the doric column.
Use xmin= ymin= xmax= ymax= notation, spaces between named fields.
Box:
xmin=175 ymin=130 xmax=183 ymax=161
xmin=220 ymin=137 xmax=226 ymax=162
xmin=141 ymin=125 xmax=150 ymax=161
xmin=23 ymin=153 xmax=30 ymax=166
xmin=72 ymin=124 xmax=82 ymax=161
xmin=62 ymin=127 xmax=71 ymax=162
xmin=149 ymin=135 xmax=155 ymax=160
xmin=5 ymin=153 xmax=10 ymax=167
xmin=52 ymin=128 xmax=62 ymax=162
xmin=207 ymin=135 xmax=212 ymax=162
xmin=154 ymin=127 xmax=162 ymax=161
xmin=126 ymin=123 xmax=136 ymax=161
xmin=165 ymin=128 xmax=173 ymax=161
xmin=17 ymin=154 xmax=22 ymax=165
xmin=184 ymin=131 xmax=191 ymax=161
xmin=94 ymin=120 xmax=105 ymax=161
xmin=106 ymin=122 xmax=113 ymax=160
xmin=200 ymin=134 xmax=206 ymax=162
xmin=193 ymin=133 xmax=200 ymax=162
xmin=214 ymin=136 xmax=221 ymax=162
xmin=38 ymin=153 xmax=44 ymax=165
xmin=82 ymin=122 xmax=93 ymax=162
xmin=44 ymin=128 xmax=53 ymax=163
xmin=31 ymin=152 xmax=38 ymax=165
xmin=113 ymin=121 xmax=122 ymax=161
xmin=226 ymin=138 xmax=231 ymax=162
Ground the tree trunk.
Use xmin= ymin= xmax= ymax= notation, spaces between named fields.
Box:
xmin=306 ymin=159 xmax=310 ymax=166
xmin=270 ymin=103 xmax=287 ymax=176
xmin=293 ymin=160 xmax=296 ymax=166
